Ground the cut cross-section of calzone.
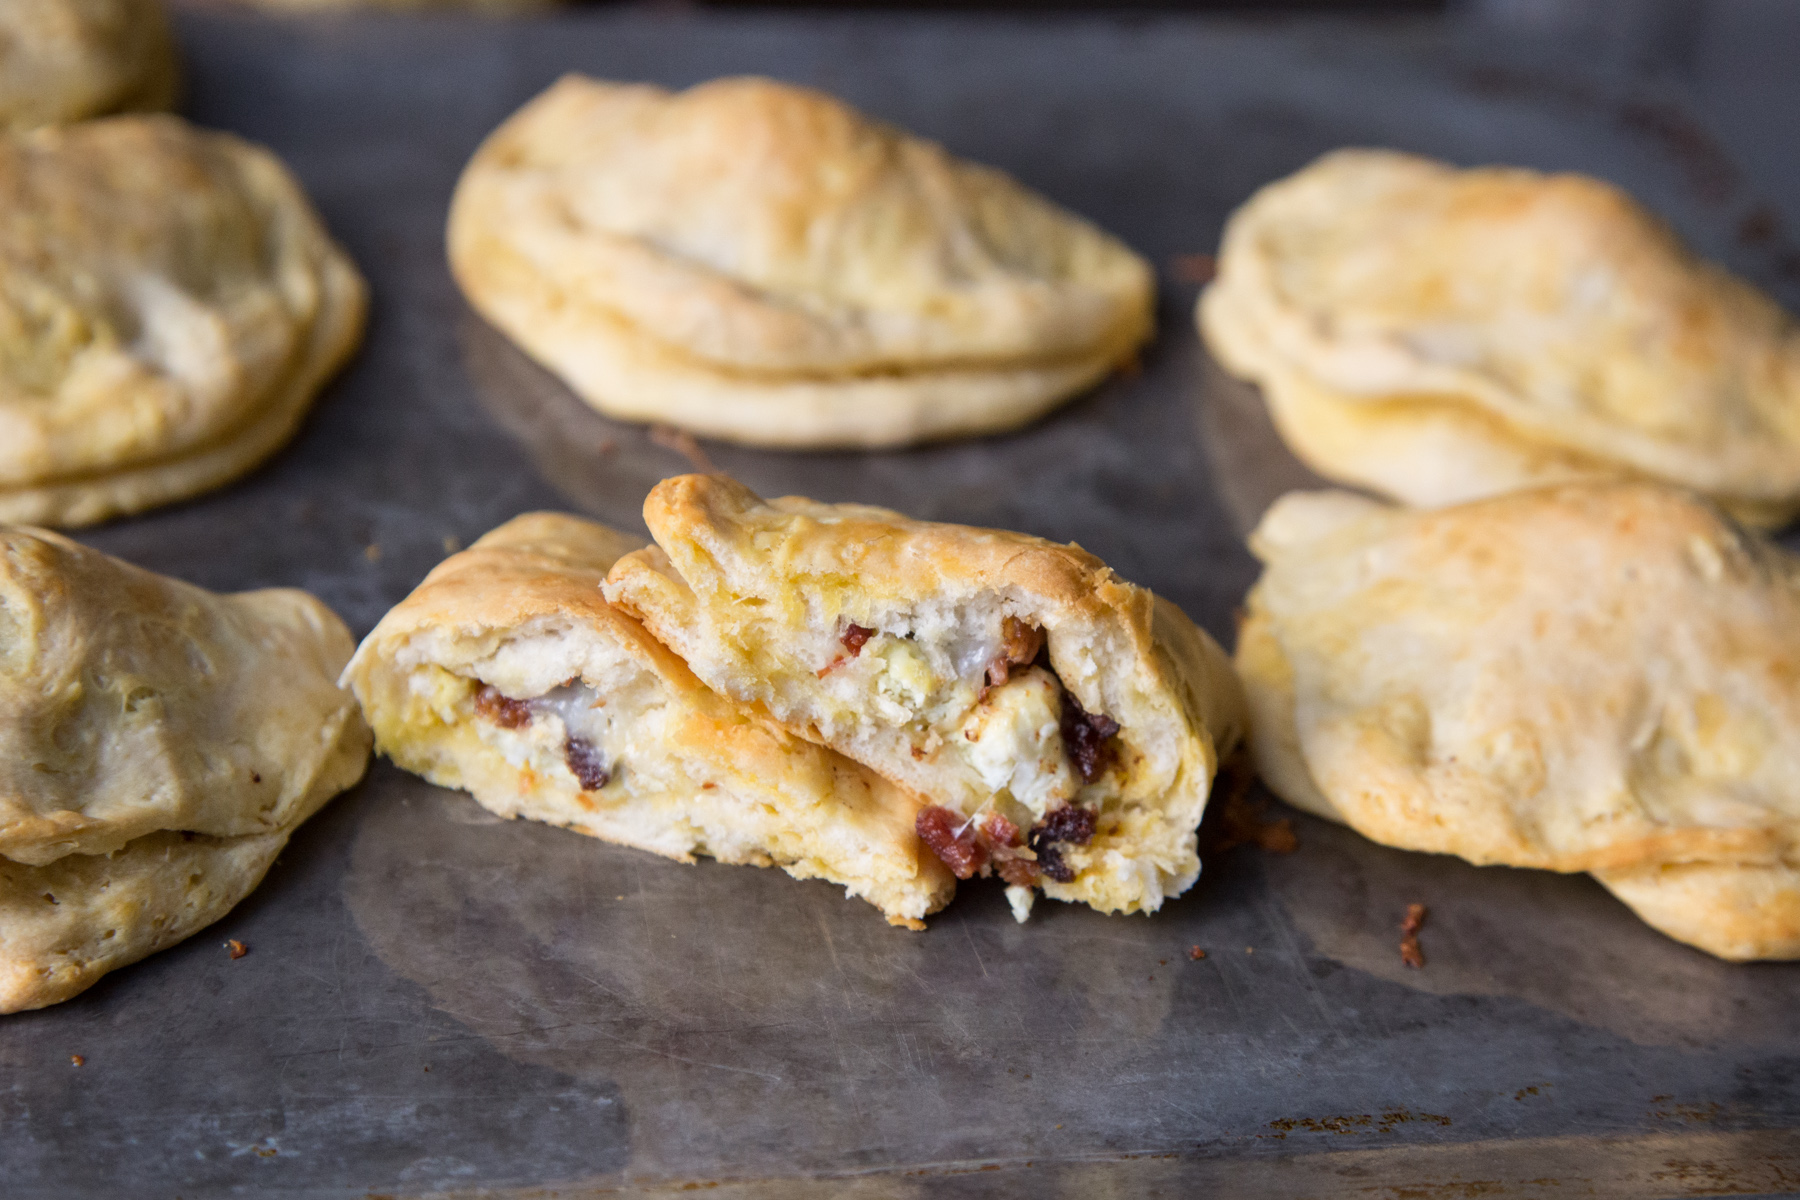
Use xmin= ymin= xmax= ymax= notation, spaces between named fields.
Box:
xmin=342 ymin=512 xmax=954 ymax=929
xmin=1236 ymin=483 xmax=1800 ymax=961
xmin=447 ymin=74 xmax=1154 ymax=449
xmin=0 ymin=527 xmax=370 ymax=1012
xmin=602 ymin=474 xmax=1246 ymax=919
xmin=0 ymin=115 xmax=366 ymax=528
xmin=1200 ymin=149 xmax=1800 ymax=527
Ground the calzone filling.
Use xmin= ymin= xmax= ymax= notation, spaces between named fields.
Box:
xmin=811 ymin=609 xmax=1125 ymax=892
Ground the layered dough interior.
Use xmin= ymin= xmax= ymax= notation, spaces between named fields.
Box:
xmin=369 ymin=622 xmax=951 ymax=928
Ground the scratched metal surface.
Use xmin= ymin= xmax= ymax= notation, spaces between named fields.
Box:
xmin=2 ymin=4 xmax=1800 ymax=1197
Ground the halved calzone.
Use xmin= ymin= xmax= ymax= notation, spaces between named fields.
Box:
xmin=1200 ymin=149 xmax=1800 ymax=527
xmin=1237 ymin=483 xmax=1800 ymax=960
xmin=0 ymin=115 xmax=366 ymax=528
xmin=342 ymin=512 xmax=954 ymax=929
xmin=0 ymin=527 xmax=370 ymax=1011
xmin=447 ymin=74 xmax=1153 ymax=448
xmin=602 ymin=474 xmax=1245 ymax=919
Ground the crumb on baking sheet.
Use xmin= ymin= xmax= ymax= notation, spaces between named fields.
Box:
xmin=226 ymin=939 xmax=249 ymax=960
xmin=1169 ymin=252 xmax=1217 ymax=284
xmin=1189 ymin=946 xmax=1207 ymax=961
xmin=650 ymin=424 xmax=716 ymax=472
xmin=70 ymin=1055 xmax=84 ymax=1067
xmin=1400 ymin=903 xmax=1427 ymax=969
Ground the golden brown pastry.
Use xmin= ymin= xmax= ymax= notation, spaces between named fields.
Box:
xmin=0 ymin=0 xmax=177 ymax=132
xmin=603 ymin=475 xmax=1245 ymax=920
xmin=447 ymin=75 xmax=1154 ymax=449
xmin=1236 ymin=483 xmax=1800 ymax=960
xmin=343 ymin=512 xmax=954 ymax=929
xmin=0 ymin=527 xmax=370 ymax=1011
xmin=1200 ymin=149 xmax=1800 ymax=527
xmin=0 ymin=115 xmax=366 ymax=528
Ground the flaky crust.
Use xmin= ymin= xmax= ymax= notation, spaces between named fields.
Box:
xmin=1236 ymin=484 xmax=1800 ymax=960
xmin=604 ymin=474 xmax=1245 ymax=916
xmin=343 ymin=512 xmax=954 ymax=929
xmin=1200 ymin=149 xmax=1800 ymax=523
xmin=0 ymin=116 xmax=366 ymax=528
xmin=0 ymin=527 xmax=370 ymax=1009
xmin=447 ymin=75 xmax=1152 ymax=448
xmin=0 ymin=0 xmax=177 ymax=133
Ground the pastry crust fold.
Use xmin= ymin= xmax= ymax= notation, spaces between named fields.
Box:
xmin=603 ymin=474 xmax=1245 ymax=917
xmin=1200 ymin=149 xmax=1800 ymax=526
xmin=0 ymin=527 xmax=370 ymax=1011
xmin=448 ymin=75 xmax=1153 ymax=448
xmin=1236 ymin=483 xmax=1800 ymax=960
xmin=0 ymin=0 xmax=178 ymax=133
xmin=343 ymin=512 xmax=954 ymax=929
xmin=0 ymin=115 xmax=367 ymax=528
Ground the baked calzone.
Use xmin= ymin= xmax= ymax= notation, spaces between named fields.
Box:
xmin=0 ymin=0 xmax=177 ymax=132
xmin=1236 ymin=483 xmax=1800 ymax=960
xmin=1200 ymin=149 xmax=1800 ymax=527
xmin=0 ymin=527 xmax=370 ymax=1012
xmin=602 ymin=475 xmax=1245 ymax=920
xmin=447 ymin=75 xmax=1154 ymax=448
xmin=343 ymin=512 xmax=954 ymax=929
xmin=0 ymin=115 xmax=366 ymax=528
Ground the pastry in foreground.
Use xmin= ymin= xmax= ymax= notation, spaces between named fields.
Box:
xmin=1199 ymin=149 xmax=1800 ymax=527
xmin=342 ymin=512 xmax=954 ymax=929
xmin=603 ymin=474 xmax=1245 ymax=919
xmin=0 ymin=527 xmax=370 ymax=1012
xmin=1236 ymin=483 xmax=1800 ymax=960
xmin=447 ymin=74 xmax=1154 ymax=449
xmin=0 ymin=0 xmax=177 ymax=132
xmin=0 ymin=115 xmax=366 ymax=528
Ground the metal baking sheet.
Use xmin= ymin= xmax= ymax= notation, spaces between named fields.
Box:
xmin=6 ymin=4 xmax=1800 ymax=1195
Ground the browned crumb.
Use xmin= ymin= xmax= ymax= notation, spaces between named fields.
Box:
xmin=1169 ymin=252 xmax=1218 ymax=285
xmin=1400 ymin=903 xmax=1427 ymax=969
xmin=649 ymin=424 xmax=716 ymax=472
xmin=70 ymin=1055 xmax=84 ymax=1067
xmin=226 ymin=939 xmax=249 ymax=960
xmin=1189 ymin=946 xmax=1207 ymax=961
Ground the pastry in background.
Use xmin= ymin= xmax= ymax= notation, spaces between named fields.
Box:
xmin=448 ymin=75 xmax=1154 ymax=449
xmin=0 ymin=0 xmax=177 ymax=132
xmin=343 ymin=512 xmax=955 ymax=929
xmin=0 ymin=527 xmax=370 ymax=1012
xmin=226 ymin=0 xmax=550 ymax=11
xmin=1200 ymin=149 xmax=1800 ymax=527
xmin=604 ymin=474 xmax=1244 ymax=920
xmin=1235 ymin=483 xmax=1800 ymax=961
xmin=0 ymin=115 xmax=366 ymax=528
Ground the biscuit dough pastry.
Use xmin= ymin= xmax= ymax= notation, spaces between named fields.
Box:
xmin=603 ymin=474 xmax=1245 ymax=919
xmin=1200 ymin=149 xmax=1800 ymax=527
xmin=0 ymin=115 xmax=367 ymax=528
xmin=343 ymin=512 xmax=954 ymax=929
xmin=0 ymin=0 xmax=177 ymax=132
xmin=1236 ymin=483 xmax=1800 ymax=960
xmin=0 ymin=527 xmax=370 ymax=1012
xmin=232 ymin=0 xmax=549 ymax=11
xmin=448 ymin=75 xmax=1154 ymax=448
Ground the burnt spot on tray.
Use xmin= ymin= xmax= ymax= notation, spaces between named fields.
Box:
xmin=564 ymin=735 xmax=610 ymax=791
xmin=474 ymin=684 xmax=532 ymax=729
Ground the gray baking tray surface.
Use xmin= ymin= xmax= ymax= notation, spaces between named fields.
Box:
xmin=5 ymin=4 xmax=1800 ymax=1196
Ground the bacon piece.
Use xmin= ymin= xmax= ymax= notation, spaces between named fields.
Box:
xmin=1059 ymin=691 xmax=1120 ymax=784
xmin=985 ymin=617 xmax=1046 ymax=692
xmin=474 ymin=684 xmax=531 ymax=729
xmin=1034 ymin=804 xmax=1096 ymax=847
xmin=996 ymin=856 xmax=1042 ymax=887
xmin=1036 ymin=844 xmax=1075 ymax=883
xmin=840 ymin=623 xmax=874 ymax=655
xmin=1400 ymin=903 xmax=1428 ymax=969
xmin=564 ymin=735 xmax=610 ymax=791
xmin=915 ymin=805 xmax=987 ymax=879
